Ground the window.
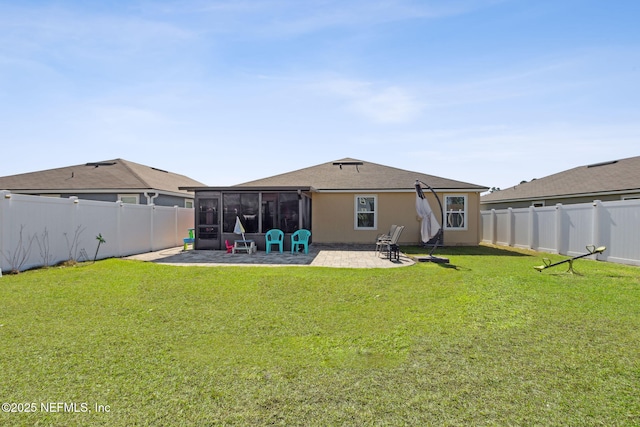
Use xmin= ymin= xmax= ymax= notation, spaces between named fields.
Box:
xmin=444 ymin=195 xmax=467 ymax=230
xmin=262 ymin=192 xmax=300 ymax=233
xmin=280 ymin=193 xmax=300 ymax=233
xmin=355 ymin=195 xmax=377 ymax=230
xmin=118 ymin=194 xmax=139 ymax=204
xmin=223 ymin=193 xmax=259 ymax=233
xmin=532 ymin=201 xmax=545 ymax=207
xmin=185 ymin=199 xmax=194 ymax=208
xmin=262 ymin=193 xmax=278 ymax=231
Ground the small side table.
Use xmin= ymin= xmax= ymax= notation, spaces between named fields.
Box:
xmin=388 ymin=244 xmax=400 ymax=261
xmin=233 ymin=240 xmax=256 ymax=254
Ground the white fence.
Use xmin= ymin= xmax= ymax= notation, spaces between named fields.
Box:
xmin=0 ymin=191 xmax=194 ymax=273
xmin=481 ymin=199 xmax=640 ymax=266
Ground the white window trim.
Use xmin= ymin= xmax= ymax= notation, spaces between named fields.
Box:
xmin=118 ymin=194 xmax=139 ymax=204
xmin=354 ymin=194 xmax=378 ymax=230
xmin=443 ymin=194 xmax=468 ymax=231
xmin=185 ymin=199 xmax=194 ymax=208
xmin=532 ymin=201 xmax=546 ymax=207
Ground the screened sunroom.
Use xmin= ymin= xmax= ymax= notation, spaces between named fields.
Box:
xmin=182 ymin=186 xmax=313 ymax=250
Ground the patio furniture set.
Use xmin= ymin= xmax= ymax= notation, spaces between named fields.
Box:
xmin=184 ymin=225 xmax=403 ymax=261
xmin=375 ymin=225 xmax=405 ymax=261
xmin=222 ymin=229 xmax=312 ymax=255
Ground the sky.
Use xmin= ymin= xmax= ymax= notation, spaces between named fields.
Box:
xmin=1 ymin=0 xmax=639 ymax=190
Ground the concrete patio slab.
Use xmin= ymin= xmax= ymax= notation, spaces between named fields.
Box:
xmin=124 ymin=244 xmax=415 ymax=268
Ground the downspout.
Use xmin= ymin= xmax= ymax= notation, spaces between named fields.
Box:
xmin=144 ymin=191 xmax=159 ymax=205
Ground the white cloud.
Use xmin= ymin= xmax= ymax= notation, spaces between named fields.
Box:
xmin=0 ymin=3 xmax=195 ymax=63
xmin=319 ymin=78 xmax=423 ymax=123
xmin=157 ymin=0 xmax=501 ymax=38
xmin=350 ymin=86 xmax=423 ymax=123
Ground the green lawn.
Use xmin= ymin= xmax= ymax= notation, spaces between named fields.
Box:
xmin=1 ymin=245 xmax=639 ymax=426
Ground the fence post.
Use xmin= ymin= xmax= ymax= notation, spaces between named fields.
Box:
xmin=507 ymin=207 xmax=514 ymax=246
xmin=149 ymin=204 xmax=155 ymax=252
xmin=490 ymin=209 xmax=496 ymax=244
xmin=116 ymin=201 xmax=123 ymax=257
xmin=0 ymin=191 xmax=11 ymax=275
xmin=528 ymin=205 xmax=535 ymax=249
xmin=174 ymin=206 xmax=179 ymax=247
xmin=592 ymin=200 xmax=601 ymax=248
xmin=555 ymin=203 xmax=563 ymax=255
xmin=70 ymin=196 xmax=79 ymax=261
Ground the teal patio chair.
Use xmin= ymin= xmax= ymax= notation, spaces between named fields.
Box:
xmin=265 ymin=229 xmax=284 ymax=254
xmin=291 ymin=229 xmax=311 ymax=254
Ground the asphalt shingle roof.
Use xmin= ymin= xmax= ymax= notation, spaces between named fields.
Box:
xmin=0 ymin=159 xmax=204 ymax=194
xmin=482 ymin=156 xmax=640 ymax=203
xmin=236 ymin=158 xmax=488 ymax=191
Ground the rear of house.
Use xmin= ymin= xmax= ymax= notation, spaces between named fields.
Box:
xmin=310 ymin=190 xmax=483 ymax=246
xmin=182 ymin=158 xmax=487 ymax=250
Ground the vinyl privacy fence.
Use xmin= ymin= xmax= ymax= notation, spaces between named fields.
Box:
xmin=481 ymin=198 xmax=640 ymax=266
xmin=0 ymin=191 xmax=194 ymax=273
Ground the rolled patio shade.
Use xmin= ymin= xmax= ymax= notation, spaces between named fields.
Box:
xmin=415 ymin=181 xmax=440 ymax=243
xmin=233 ymin=216 xmax=245 ymax=235
xmin=234 ymin=215 xmax=248 ymax=250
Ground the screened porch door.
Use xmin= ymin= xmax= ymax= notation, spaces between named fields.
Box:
xmin=196 ymin=196 xmax=220 ymax=250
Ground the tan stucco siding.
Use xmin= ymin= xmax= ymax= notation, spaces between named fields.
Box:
xmin=311 ymin=191 xmax=481 ymax=245
xmin=311 ymin=193 xmax=348 ymax=243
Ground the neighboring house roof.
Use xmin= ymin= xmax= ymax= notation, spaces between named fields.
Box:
xmin=233 ymin=158 xmax=488 ymax=192
xmin=482 ymin=155 xmax=640 ymax=204
xmin=0 ymin=158 xmax=205 ymax=196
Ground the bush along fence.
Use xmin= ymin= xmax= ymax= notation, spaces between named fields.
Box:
xmin=0 ymin=191 xmax=194 ymax=274
xmin=481 ymin=198 xmax=640 ymax=267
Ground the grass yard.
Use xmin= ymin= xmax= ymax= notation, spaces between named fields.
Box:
xmin=0 ymin=245 xmax=639 ymax=426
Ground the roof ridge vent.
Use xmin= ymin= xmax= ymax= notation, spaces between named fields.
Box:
xmin=332 ymin=161 xmax=363 ymax=172
xmin=587 ymin=160 xmax=618 ymax=168
xmin=86 ymin=162 xmax=117 ymax=168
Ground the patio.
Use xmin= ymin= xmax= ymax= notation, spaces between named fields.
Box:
xmin=125 ymin=244 xmax=415 ymax=268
